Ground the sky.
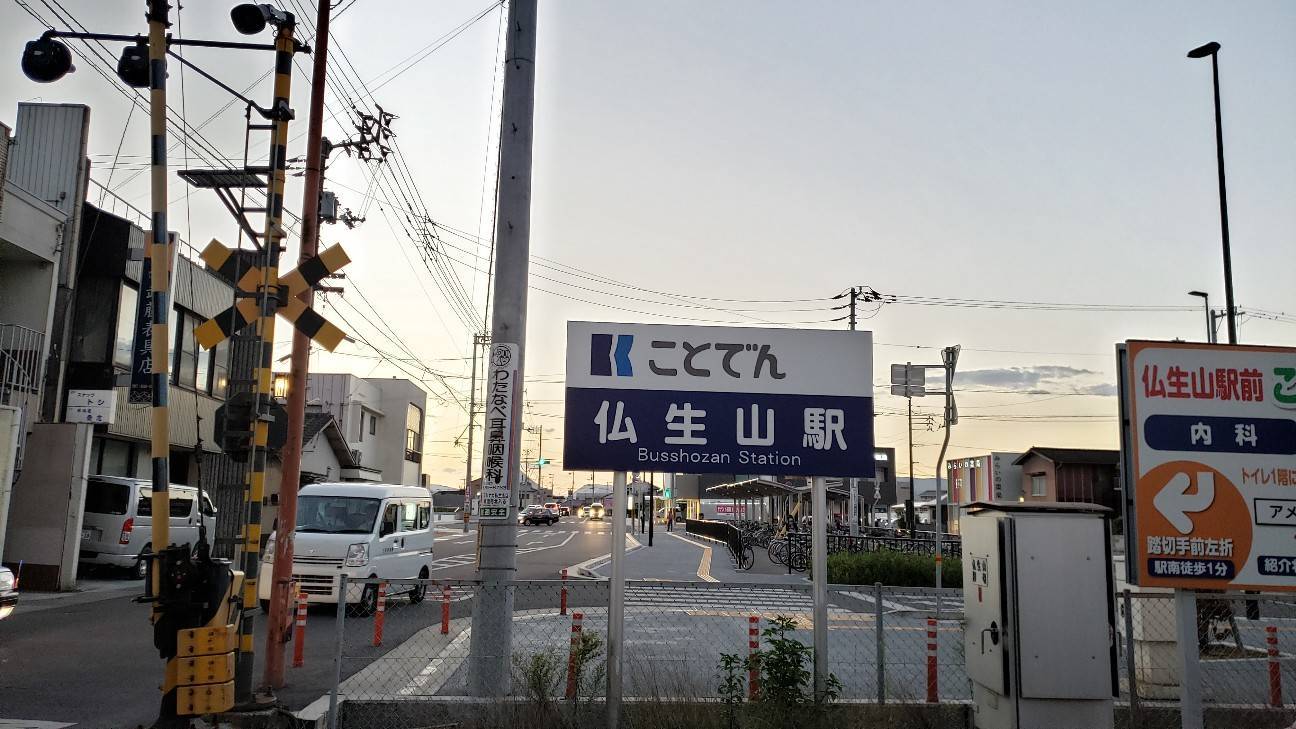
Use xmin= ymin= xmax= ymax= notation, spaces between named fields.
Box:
xmin=3 ymin=1 xmax=1293 ymax=492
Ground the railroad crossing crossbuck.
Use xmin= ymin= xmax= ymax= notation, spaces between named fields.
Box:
xmin=194 ymin=238 xmax=350 ymax=351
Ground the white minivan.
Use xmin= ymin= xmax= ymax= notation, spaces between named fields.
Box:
xmin=80 ymin=476 xmax=218 ymax=578
xmin=259 ymin=483 xmax=435 ymax=614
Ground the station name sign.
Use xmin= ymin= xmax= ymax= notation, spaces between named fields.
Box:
xmin=563 ymin=322 xmax=875 ymax=478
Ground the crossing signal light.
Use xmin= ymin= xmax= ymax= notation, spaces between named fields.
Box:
xmin=115 ymin=43 xmax=149 ymax=88
xmin=231 ymin=4 xmax=291 ymax=35
xmin=21 ymin=36 xmax=74 ymax=83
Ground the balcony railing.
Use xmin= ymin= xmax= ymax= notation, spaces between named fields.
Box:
xmin=0 ymin=323 xmax=45 ymax=473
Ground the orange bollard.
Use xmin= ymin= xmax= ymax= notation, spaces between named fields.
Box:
xmin=372 ymin=582 xmax=387 ymax=647
xmin=441 ymin=583 xmax=452 ymax=635
xmin=560 ymin=569 xmax=569 ymax=616
xmin=1269 ymin=625 xmax=1283 ymax=707
xmin=748 ymin=615 xmax=760 ymax=700
xmin=565 ymin=612 xmax=584 ymax=699
xmin=292 ymin=591 xmax=307 ymax=668
xmin=926 ymin=617 xmax=938 ymax=703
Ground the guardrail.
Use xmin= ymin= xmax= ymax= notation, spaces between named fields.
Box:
xmin=683 ymin=518 xmax=744 ymax=563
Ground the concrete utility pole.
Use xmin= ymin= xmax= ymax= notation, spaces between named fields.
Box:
xmin=264 ymin=0 xmax=329 ymax=690
xmin=526 ymin=424 xmax=544 ymax=492
xmin=469 ymin=0 xmax=537 ymax=697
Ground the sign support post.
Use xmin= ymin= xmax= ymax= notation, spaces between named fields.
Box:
xmin=812 ymin=475 xmax=829 ymax=700
xmin=1175 ymin=589 xmax=1204 ymax=729
xmin=607 ymin=470 xmax=628 ymax=729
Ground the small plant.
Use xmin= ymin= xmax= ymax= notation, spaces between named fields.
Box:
xmin=716 ymin=615 xmax=841 ymax=729
xmin=569 ymin=629 xmax=606 ymax=706
xmin=511 ymin=649 xmax=563 ymax=714
xmin=716 ymin=652 xmax=748 ymax=729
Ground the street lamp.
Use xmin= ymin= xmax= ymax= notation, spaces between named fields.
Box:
xmin=1187 ymin=41 xmax=1238 ymax=345
xmin=1188 ymin=290 xmax=1215 ymax=343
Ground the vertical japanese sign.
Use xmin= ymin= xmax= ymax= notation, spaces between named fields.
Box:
xmin=563 ymin=322 xmax=875 ymax=477
xmin=1121 ymin=340 xmax=1296 ymax=590
xmin=479 ymin=342 xmax=520 ymax=520
xmin=128 ymin=234 xmax=174 ymax=405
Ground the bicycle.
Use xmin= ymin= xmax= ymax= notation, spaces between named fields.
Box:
xmin=767 ymin=538 xmax=789 ymax=566
xmin=732 ymin=538 xmax=755 ymax=570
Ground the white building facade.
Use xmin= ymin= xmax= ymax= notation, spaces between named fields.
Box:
xmin=305 ymin=374 xmax=427 ymax=485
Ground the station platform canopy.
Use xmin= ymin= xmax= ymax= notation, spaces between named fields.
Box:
xmin=705 ymin=478 xmax=800 ymax=499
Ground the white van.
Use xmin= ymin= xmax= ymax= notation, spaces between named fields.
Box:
xmin=259 ymin=483 xmax=435 ymax=614
xmin=80 ymin=476 xmax=218 ymax=578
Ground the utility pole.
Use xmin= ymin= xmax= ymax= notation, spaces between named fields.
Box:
xmin=264 ymin=0 xmax=328 ymax=691
xmin=906 ymin=363 xmax=916 ymax=535
xmin=526 ymin=424 xmax=544 ymax=492
xmin=462 ymin=332 xmax=487 ymax=533
xmin=469 ymin=0 xmax=538 ymax=697
xmin=846 ymin=287 xmax=859 ymax=536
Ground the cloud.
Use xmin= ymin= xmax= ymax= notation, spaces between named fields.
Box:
xmin=958 ymin=365 xmax=1114 ymax=395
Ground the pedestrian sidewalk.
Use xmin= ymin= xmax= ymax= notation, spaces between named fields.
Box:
xmin=15 ymin=577 xmax=142 ymax=614
xmin=581 ymin=525 xmax=808 ymax=585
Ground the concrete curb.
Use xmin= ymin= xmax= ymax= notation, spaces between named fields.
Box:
xmin=564 ymin=533 xmax=642 ymax=579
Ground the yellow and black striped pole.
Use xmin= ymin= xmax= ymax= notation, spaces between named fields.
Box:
xmin=143 ymin=0 xmax=184 ymax=721
xmin=234 ymin=18 xmax=296 ymax=702
xmin=145 ymin=0 xmax=171 ymax=612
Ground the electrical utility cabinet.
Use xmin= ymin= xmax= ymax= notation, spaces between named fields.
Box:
xmin=961 ymin=501 xmax=1118 ymax=729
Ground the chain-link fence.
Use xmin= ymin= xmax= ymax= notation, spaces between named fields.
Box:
xmin=1116 ymin=589 xmax=1296 ymax=729
xmin=309 ymin=578 xmax=1296 ymax=728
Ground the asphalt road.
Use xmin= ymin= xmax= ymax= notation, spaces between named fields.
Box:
xmin=0 ymin=517 xmax=612 ymax=728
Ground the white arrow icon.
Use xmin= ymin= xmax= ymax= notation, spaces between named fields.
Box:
xmin=1154 ymin=471 xmax=1215 ymax=534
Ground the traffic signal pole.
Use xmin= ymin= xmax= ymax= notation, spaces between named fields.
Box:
xmin=235 ymin=19 xmax=298 ymax=704
xmin=469 ymin=0 xmax=538 ymax=697
xmin=264 ymin=0 xmax=328 ymax=690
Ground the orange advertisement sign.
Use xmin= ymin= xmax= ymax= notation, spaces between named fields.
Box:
xmin=1123 ymin=340 xmax=1296 ymax=591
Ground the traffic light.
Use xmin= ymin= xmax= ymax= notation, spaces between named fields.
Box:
xmin=148 ymin=545 xmax=243 ymax=717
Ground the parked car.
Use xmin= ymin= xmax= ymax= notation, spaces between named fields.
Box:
xmin=0 ymin=566 xmax=17 ymax=620
xmin=80 ymin=476 xmax=217 ymax=579
xmin=260 ymin=483 xmax=435 ymax=615
xmin=521 ymin=505 xmax=559 ymax=526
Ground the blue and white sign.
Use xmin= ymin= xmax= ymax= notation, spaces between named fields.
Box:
xmin=563 ymin=322 xmax=875 ymax=477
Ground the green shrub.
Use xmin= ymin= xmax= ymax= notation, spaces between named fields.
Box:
xmin=825 ymin=549 xmax=962 ymax=588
